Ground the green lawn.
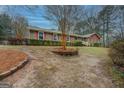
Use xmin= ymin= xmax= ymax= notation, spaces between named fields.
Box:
xmin=0 ymin=45 xmax=109 ymax=58
xmin=79 ymin=47 xmax=109 ymax=57
xmin=67 ymin=46 xmax=109 ymax=58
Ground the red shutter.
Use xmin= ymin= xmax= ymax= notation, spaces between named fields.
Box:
xmin=34 ymin=31 xmax=38 ymax=40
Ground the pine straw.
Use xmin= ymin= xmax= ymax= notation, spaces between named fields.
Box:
xmin=0 ymin=49 xmax=28 ymax=74
xmin=52 ymin=48 xmax=78 ymax=56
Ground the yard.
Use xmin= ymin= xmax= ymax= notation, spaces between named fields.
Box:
xmin=0 ymin=46 xmax=114 ymax=87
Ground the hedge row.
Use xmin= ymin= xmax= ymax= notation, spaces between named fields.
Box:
xmin=0 ymin=37 xmax=84 ymax=46
xmin=28 ymin=39 xmax=83 ymax=46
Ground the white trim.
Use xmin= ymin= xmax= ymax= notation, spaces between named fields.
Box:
xmin=38 ymin=31 xmax=39 ymax=40
xmin=28 ymin=29 xmax=31 ymax=39
xmin=42 ymin=32 xmax=45 ymax=40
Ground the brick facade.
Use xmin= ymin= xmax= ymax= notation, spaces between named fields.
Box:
xmin=28 ymin=27 xmax=101 ymax=46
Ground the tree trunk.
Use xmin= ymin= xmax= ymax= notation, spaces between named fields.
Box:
xmin=106 ymin=14 xmax=110 ymax=47
xmin=102 ymin=19 xmax=106 ymax=47
xmin=61 ymin=31 xmax=66 ymax=50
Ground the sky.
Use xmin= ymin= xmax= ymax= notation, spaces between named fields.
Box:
xmin=0 ymin=5 xmax=101 ymax=29
xmin=0 ymin=5 xmax=57 ymax=29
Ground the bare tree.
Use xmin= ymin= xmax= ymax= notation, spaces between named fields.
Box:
xmin=98 ymin=6 xmax=116 ymax=47
xmin=43 ymin=5 xmax=83 ymax=50
xmin=12 ymin=16 xmax=28 ymax=43
xmin=114 ymin=6 xmax=124 ymax=40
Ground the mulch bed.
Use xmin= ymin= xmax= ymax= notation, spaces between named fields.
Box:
xmin=52 ymin=48 xmax=78 ymax=56
xmin=0 ymin=49 xmax=28 ymax=74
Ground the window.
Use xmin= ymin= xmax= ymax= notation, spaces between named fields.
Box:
xmin=75 ymin=37 xmax=78 ymax=40
xmin=39 ymin=32 xmax=43 ymax=40
xmin=53 ymin=34 xmax=58 ymax=41
xmin=67 ymin=36 xmax=70 ymax=41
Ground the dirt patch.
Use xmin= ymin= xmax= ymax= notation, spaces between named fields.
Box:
xmin=0 ymin=49 xmax=28 ymax=74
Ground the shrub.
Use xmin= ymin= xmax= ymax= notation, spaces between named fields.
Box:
xmin=55 ymin=41 xmax=61 ymax=46
xmin=28 ymin=39 xmax=84 ymax=46
xmin=0 ymin=36 xmax=6 ymax=41
xmin=44 ymin=40 xmax=51 ymax=46
xmin=29 ymin=39 xmax=42 ymax=45
xmin=8 ymin=38 xmax=26 ymax=45
xmin=66 ymin=41 xmax=71 ymax=46
xmin=53 ymin=41 xmax=57 ymax=46
xmin=73 ymin=40 xmax=82 ymax=46
xmin=93 ymin=43 xmax=101 ymax=47
xmin=109 ymin=40 xmax=124 ymax=66
xmin=28 ymin=39 xmax=62 ymax=46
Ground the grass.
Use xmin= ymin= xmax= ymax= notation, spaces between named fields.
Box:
xmin=0 ymin=45 xmax=23 ymax=49
xmin=78 ymin=47 xmax=109 ymax=58
xmin=81 ymin=47 xmax=124 ymax=88
xmin=109 ymin=66 xmax=124 ymax=87
xmin=0 ymin=45 xmax=108 ymax=57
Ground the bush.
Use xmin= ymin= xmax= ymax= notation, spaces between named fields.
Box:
xmin=55 ymin=41 xmax=61 ymax=46
xmin=66 ymin=41 xmax=71 ymax=46
xmin=8 ymin=38 xmax=26 ymax=45
xmin=44 ymin=40 xmax=51 ymax=46
xmin=28 ymin=39 xmax=61 ymax=46
xmin=0 ymin=36 xmax=5 ymax=41
xmin=29 ymin=39 xmax=42 ymax=45
xmin=72 ymin=40 xmax=82 ymax=46
xmin=109 ymin=40 xmax=124 ymax=66
xmin=93 ymin=43 xmax=101 ymax=47
xmin=28 ymin=39 xmax=84 ymax=46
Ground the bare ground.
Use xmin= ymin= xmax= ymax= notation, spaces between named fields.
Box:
xmin=1 ymin=46 xmax=114 ymax=88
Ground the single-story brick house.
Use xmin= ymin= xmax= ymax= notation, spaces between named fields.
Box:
xmin=25 ymin=26 xmax=101 ymax=46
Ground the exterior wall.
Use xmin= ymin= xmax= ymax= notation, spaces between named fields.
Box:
xmin=77 ymin=37 xmax=82 ymax=41
xmin=44 ymin=32 xmax=53 ymax=40
xmin=87 ymin=34 xmax=100 ymax=46
xmin=53 ymin=33 xmax=60 ymax=41
xmin=28 ymin=29 xmax=101 ymax=46
xmin=69 ymin=36 xmax=82 ymax=41
xmin=58 ymin=34 xmax=61 ymax=41
xmin=70 ymin=36 xmax=75 ymax=41
xmin=29 ymin=29 xmax=84 ymax=42
xmin=30 ymin=30 xmax=39 ymax=40
xmin=66 ymin=35 xmax=70 ymax=41
xmin=30 ymin=30 xmax=35 ymax=39
xmin=89 ymin=34 xmax=100 ymax=43
xmin=24 ymin=29 xmax=30 ymax=39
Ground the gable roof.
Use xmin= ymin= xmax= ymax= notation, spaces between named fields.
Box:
xmin=82 ymin=33 xmax=101 ymax=39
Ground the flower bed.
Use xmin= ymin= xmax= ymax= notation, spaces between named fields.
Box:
xmin=0 ymin=49 xmax=28 ymax=79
